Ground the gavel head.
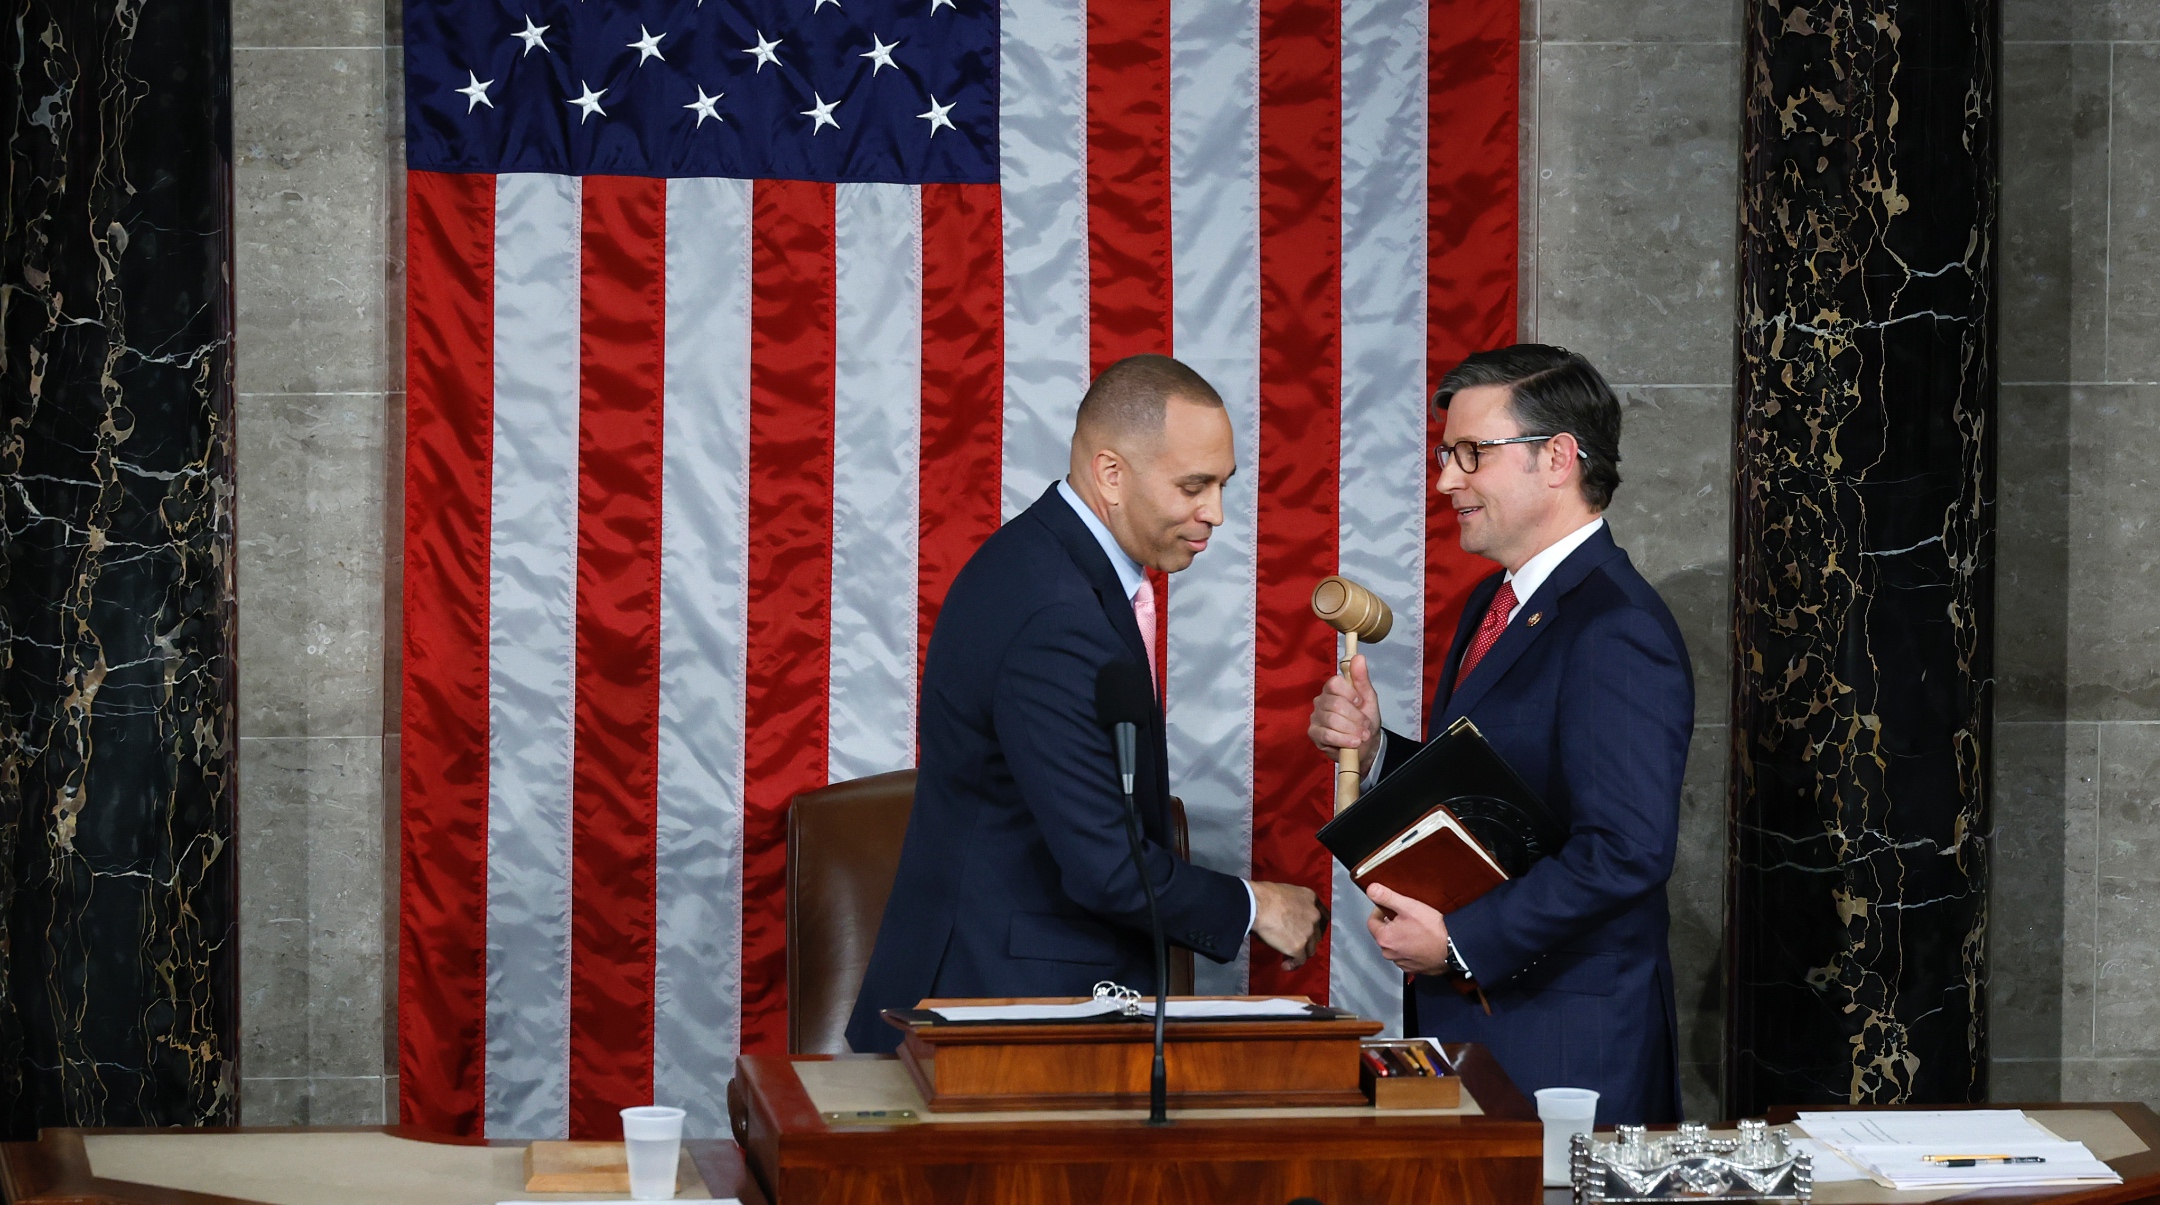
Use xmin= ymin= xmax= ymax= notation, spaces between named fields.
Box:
xmin=1311 ymin=575 xmax=1393 ymax=642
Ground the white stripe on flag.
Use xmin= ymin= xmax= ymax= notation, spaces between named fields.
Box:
xmin=1168 ymin=0 xmax=1262 ymax=996
xmin=655 ymin=176 xmax=753 ymax=1138
xmin=485 ymin=171 xmax=582 ymax=1138
xmin=1331 ymin=0 xmax=1431 ymax=1034
xmin=829 ymin=182 xmax=924 ymax=781
xmin=998 ymin=0 xmax=1090 ymax=518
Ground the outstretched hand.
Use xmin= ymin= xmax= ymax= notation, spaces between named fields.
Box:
xmin=1250 ymin=880 xmax=1329 ymax=970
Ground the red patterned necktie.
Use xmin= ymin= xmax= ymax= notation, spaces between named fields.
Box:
xmin=1455 ymin=581 xmax=1518 ymax=685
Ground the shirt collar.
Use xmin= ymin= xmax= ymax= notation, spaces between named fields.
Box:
xmin=1057 ymin=479 xmax=1150 ymax=600
xmin=1501 ymin=516 xmax=1606 ymax=614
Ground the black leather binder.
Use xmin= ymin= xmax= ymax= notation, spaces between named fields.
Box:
xmin=1316 ymin=716 xmax=1567 ymax=884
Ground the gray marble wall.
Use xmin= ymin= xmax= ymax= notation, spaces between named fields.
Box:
xmin=1518 ymin=0 xmax=1741 ymax=1120
xmin=1990 ymin=0 xmax=2160 ymax=1108
xmin=231 ymin=0 xmax=402 ymax=1124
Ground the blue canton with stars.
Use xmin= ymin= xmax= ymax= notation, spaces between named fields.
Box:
xmin=407 ymin=0 xmax=997 ymax=182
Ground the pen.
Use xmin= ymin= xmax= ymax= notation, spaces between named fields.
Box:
xmin=1920 ymin=1155 xmax=2046 ymax=1167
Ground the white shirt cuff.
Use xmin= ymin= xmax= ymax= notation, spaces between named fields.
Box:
xmin=1241 ymin=879 xmax=1257 ymax=938
xmin=1359 ymin=729 xmax=1388 ymax=790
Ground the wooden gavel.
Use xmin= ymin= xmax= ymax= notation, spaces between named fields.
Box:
xmin=1310 ymin=575 xmax=1393 ymax=814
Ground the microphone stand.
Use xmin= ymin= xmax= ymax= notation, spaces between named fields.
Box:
xmin=1112 ymin=721 xmax=1171 ymax=1126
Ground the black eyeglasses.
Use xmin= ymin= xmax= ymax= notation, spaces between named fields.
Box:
xmin=1434 ymin=434 xmax=1588 ymax=473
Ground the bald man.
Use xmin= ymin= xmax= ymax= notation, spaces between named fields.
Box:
xmin=845 ymin=354 xmax=1327 ymax=1053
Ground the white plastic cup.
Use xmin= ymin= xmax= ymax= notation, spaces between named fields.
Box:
xmin=1533 ymin=1087 xmax=1600 ymax=1188
xmin=620 ymin=1105 xmax=687 ymax=1201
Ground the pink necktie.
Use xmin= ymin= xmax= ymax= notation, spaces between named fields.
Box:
xmin=1132 ymin=576 xmax=1159 ymax=689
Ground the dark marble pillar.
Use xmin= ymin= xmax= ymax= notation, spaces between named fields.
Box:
xmin=1728 ymin=0 xmax=1996 ymax=1113
xmin=0 ymin=0 xmax=238 ymax=1129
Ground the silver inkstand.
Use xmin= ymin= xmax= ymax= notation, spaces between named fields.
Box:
xmin=1571 ymin=1119 xmax=1815 ymax=1203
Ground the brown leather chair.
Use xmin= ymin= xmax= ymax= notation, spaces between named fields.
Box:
xmin=785 ymin=770 xmax=1199 ymax=1054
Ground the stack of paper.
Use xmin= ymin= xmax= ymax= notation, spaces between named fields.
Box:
xmin=929 ymin=998 xmax=1313 ymax=1023
xmin=1793 ymin=1110 xmax=2123 ymax=1190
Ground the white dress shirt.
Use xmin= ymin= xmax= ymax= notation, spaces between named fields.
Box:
xmin=1057 ymin=479 xmax=1258 ymax=940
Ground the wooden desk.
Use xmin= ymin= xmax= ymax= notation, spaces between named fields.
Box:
xmin=731 ymin=1043 xmax=1542 ymax=1204
xmin=0 ymin=1125 xmax=769 ymax=1205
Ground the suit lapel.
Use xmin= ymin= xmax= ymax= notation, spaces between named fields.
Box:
xmin=1027 ymin=485 xmax=1156 ymax=693
xmin=1442 ymin=526 xmax=1628 ymax=721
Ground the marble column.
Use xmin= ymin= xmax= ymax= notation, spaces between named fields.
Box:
xmin=1728 ymin=0 xmax=1997 ymax=1113
xmin=0 ymin=0 xmax=239 ymax=1128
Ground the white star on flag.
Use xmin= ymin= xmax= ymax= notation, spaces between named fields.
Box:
xmin=456 ymin=70 xmax=494 ymax=111
xmin=512 ymin=16 xmax=549 ymax=56
xmin=628 ymin=25 xmax=666 ymax=64
xmin=568 ymin=81 xmax=607 ymax=123
xmin=930 ymin=0 xmax=957 ymax=12
xmin=813 ymin=0 xmax=842 ymax=10
xmin=860 ymin=34 xmax=899 ymax=74
xmin=918 ymin=94 xmax=954 ymax=136
xmin=685 ymin=86 xmax=724 ymax=126
xmin=801 ymin=92 xmax=840 ymax=133
xmin=744 ymin=31 xmax=782 ymax=71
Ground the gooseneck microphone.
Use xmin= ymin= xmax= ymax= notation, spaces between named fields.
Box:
xmin=1094 ymin=659 xmax=1170 ymax=1125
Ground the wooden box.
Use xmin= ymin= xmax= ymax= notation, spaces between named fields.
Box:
xmin=886 ymin=996 xmax=1383 ymax=1112
xmin=1359 ymin=1039 xmax=1463 ymax=1109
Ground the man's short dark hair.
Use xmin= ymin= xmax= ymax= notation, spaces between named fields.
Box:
xmin=1075 ymin=353 xmax=1224 ymax=442
xmin=1432 ymin=344 xmax=1622 ymax=509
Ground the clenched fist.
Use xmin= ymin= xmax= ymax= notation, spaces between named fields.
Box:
xmin=1250 ymin=880 xmax=1328 ymax=970
xmin=1309 ymin=653 xmax=1383 ymax=768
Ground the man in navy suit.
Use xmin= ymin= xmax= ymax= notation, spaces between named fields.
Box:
xmin=1309 ymin=344 xmax=1692 ymax=1123
xmin=847 ymin=354 xmax=1328 ymax=1055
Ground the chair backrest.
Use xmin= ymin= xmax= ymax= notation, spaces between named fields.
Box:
xmin=785 ymin=771 xmax=1198 ymax=1054
xmin=786 ymin=769 xmax=918 ymax=1055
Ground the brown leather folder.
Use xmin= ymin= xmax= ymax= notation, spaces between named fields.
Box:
xmin=1349 ymin=802 xmax=1509 ymax=914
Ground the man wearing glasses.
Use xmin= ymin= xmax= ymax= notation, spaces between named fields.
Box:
xmin=1307 ymin=343 xmax=1693 ymax=1124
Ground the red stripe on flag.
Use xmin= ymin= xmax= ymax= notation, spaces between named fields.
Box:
xmin=567 ymin=175 xmax=667 ymax=1137
xmin=1087 ymin=0 xmax=1174 ymax=708
xmin=1424 ymin=0 xmax=1521 ymax=709
xmin=1250 ymin=0 xmax=1342 ymax=1000
xmin=917 ymin=182 xmax=1004 ymax=676
xmin=399 ymin=169 xmax=496 ymax=1137
xmin=1087 ymin=0 xmax=1174 ymax=371
xmin=741 ymin=179 xmax=838 ymax=1056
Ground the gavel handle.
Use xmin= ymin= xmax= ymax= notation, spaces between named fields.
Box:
xmin=1336 ymin=633 xmax=1360 ymax=813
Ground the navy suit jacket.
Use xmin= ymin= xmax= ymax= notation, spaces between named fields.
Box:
xmin=845 ymin=485 xmax=1251 ymax=1054
xmin=1383 ymin=524 xmax=1692 ymax=1124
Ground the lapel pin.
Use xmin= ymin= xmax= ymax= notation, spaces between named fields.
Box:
xmin=1526 ymin=612 xmax=1543 ymax=627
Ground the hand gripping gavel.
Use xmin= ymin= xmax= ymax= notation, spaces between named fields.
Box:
xmin=1310 ymin=575 xmax=1393 ymax=814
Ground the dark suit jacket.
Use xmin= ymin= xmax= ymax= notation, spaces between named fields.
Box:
xmin=845 ymin=485 xmax=1251 ymax=1054
xmin=1382 ymin=524 xmax=1692 ymax=1124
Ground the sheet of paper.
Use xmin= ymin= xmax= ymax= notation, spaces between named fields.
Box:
xmin=927 ymin=997 xmax=1314 ymax=1023
xmin=1841 ymin=1141 xmax=2121 ymax=1189
xmin=1793 ymin=1109 xmax=2055 ymax=1150
xmin=1789 ymin=1138 xmax=1873 ymax=1183
xmin=1158 ymin=997 xmax=1313 ymax=1018
xmin=928 ymin=1000 xmax=1123 ymax=1022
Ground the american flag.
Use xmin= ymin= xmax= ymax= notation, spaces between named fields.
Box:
xmin=398 ymin=0 xmax=1517 ymax=1140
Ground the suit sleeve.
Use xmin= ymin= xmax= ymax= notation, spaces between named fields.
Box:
xmin=991 ymin=603 xmax=1252 ymax=964
xmin=1443 ymin=605 xmax=1692 ymax=987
